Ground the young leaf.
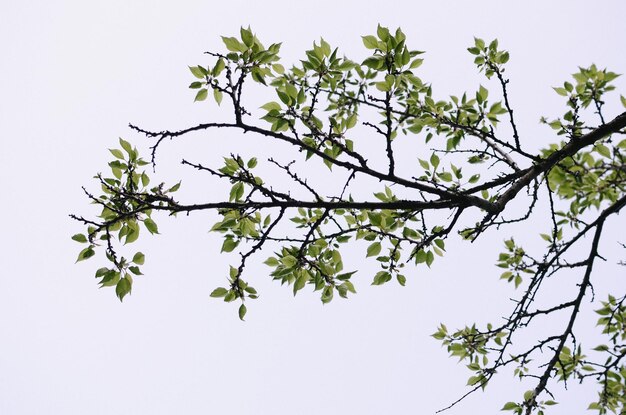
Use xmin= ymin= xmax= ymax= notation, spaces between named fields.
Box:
xmin=189 ymin=66 xmax=205 ymax=79
xmin=210 ymin=287 xmax=229 ymax=298
xmin=76 ymin=246 xmax=95 ymax=262
xmin=144 ymin=218 xmax=159 ymax=234
xmin=222 ymin=36 xmax=245 ymax=53
xmin=72 ymin=234 xmax=88 ymax=243
xmin=119 ymin=138 xmax=133 ymax=155
xmin=132 ymin=252 xmax=145 ymax=265
xmin=129 ymin=266 xmax=143 ymax=275
xmin=366 ymin=242 xmax=382 ymax=257
xmin=213 ymin=58 xmax=226 ymax=77
xmin=362 ymin=35 xmax=379 ymax=50
xmin=194 ymin=89 xmax=208 ymax=102
xmin=221 ymin=238 xmax=239 ymax=253
xmin=109 ymin=149 xmax=124 ymax=159
xmin=116 ymin=277 xmax=131 ymax=301
xmin=240 ymin=26 xmax=254 ymax=48
xmin=213 ymin=89 xmax=223 ymax=105
xmin=238 ymin=303 xmax=247 ymax=320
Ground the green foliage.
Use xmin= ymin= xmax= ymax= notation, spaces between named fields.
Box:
xmin=542 ymin=65 xmax=620 ymax=138
xmin=71 ymin=137 xmax=182 ymax=301
xmin=73 ymin=25 xmax=626 ymax=414
xmin=586 ymin=296 xmax=626 ymax=414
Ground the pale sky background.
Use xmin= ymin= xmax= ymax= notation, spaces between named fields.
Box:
xmin=1 ymin=1 xmax=625 ymax=414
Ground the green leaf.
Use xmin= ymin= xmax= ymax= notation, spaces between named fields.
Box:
xmin=415 ymin=249 xmax=427 ymax=264
xmin=72 ymin=233 xmax=88 ymax=243
xmin=251 ymin=67 xmax=267 ymax=85
xmin=210 ymin=287 xmax=229 ymax=298
xmin=321 ymin=285 xmax=334 ymax=304
xmin=222 ymin=36 xmax=246 ymax=52
xmin=434 ymin=239 xmax=445 ymax=250
xmin=240 ymin=26 xmax=254 ymax=48
xmin=111 ymin=167 xmax=122 ymax=180
xmin=621 ymin=95 xmax=626 ymax=108
xmin=125 ymin=226 xmax=140 ymax=244
xmin=366 ymin=242 xmax=382 ymax=257
xmin=261 ymin=101 xmax=282 ymax=111
xmin=144 ymin=218 xmax=159 ymax=234
xmin=213 ymin=58 xmax=225 ymax=77
xmin=229 ymin=266 xmax=239 ymax=279
xmin=109 ymin=149 xmax=124 ymax=159
xmin=167 ymin=181 xmax=181 ymax=193
xmin=293 ymin=271 xmax=309 ymax=295
xmin=213 ymin=88 xmax=223 ymax=105
xmin=238 ymin=304 xmax=247 ymax=321
xmin=430 ymin=153 xmax=440 ymax=169
xmin=224 ymin=290 xmax=236 ymax=302
xmin=272 ymin=63 xmax=285 ymax=75
xmin=478 ymin=84 xmax=489 ymax=102
xmin=409 ymin=58 xmax=423 ymax=69
xmin=95 ymin=267 xmax=109 ymax=278
xmin=129 ymin=266 xmax=143 ymax=275
xmin=115 ymin=277 xmax=131 ymax=301
xmin=523 ymin=390 xmax=534 ymax=402
xmin=362 ymin=35 xmax=379 ymax=50
xmin=385 ymin=74 xmax=395 ymax=88
xmin=595 ymin=144 xmax=611 ymax=158
xmin=372 ymin=271 xmax=391 ymax=285
xmin=119 ymin=138 xmax=133 ymax=155
xmin=501 ymin=402 xmax=519 ymax=411
xmin=375 ymin=81 xmax=390 ymax=92
xmin=548 ymin=120 xmax=562 ymax=130
xmin=346 ymin=113 xmax=358 ymax=129
xmin=132 ymin=252 xmax=145 ymax=265
xmin=374 ymin=192 xmax=387 ymax=202
xmin=76 ymin=246 xmax=95 ymax=262
xmin=376 ymin=24 xmax=390 ymax=41
xmin=229 ymin=182 xmax=245 ymax=202
xmin=467 ymin=376 xmax=479 ymax=386
xmin=263 ymin=257 xmax=279 ymax=267
xmin=277 ymin=90 xmax=291 ymax=106
xmin=337 ymin=271 xmax=357 ymax=281
xmin=100 ymin=271 xmax=120 ymax=287
xmin=285 ymin=83 xmax=298 ymax=100
xmin=221 ymin=238 xmax=239 ymax=253
xmin=426 ymin=251 xmax=434 ymax=267
xmin=194 ymin=89 xmax=208 ymax=102
xmin=362 ymin=56 xmax=383 ymax=70
xmin=281 ymin=255 xmax=298 ymax=268
xmin=438 ymin=172 xmax=453 ymax=182
xmin=189 ymin=66 xmax=205 ymax=79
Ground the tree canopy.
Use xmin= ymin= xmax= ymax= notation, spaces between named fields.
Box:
xmin=72 ymin=26 xmax=626 ymax=414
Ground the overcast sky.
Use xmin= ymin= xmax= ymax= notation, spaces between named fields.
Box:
xmin=1 ymin=1 xmax=625 ymax=414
